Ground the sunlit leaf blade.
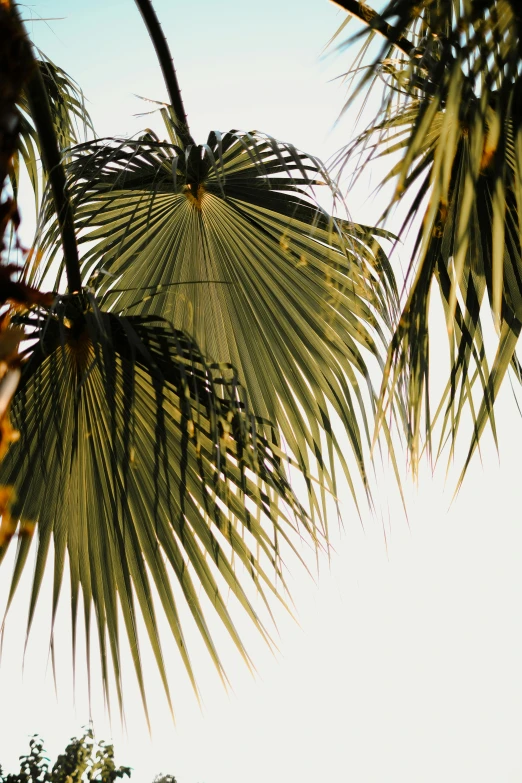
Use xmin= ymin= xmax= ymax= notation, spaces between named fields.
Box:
xmin=333 ymin=0 xmax=522 ymax=476
xmin=0 ymin=294 xmax=315 ymax=719
xmin=34 ymin=126 xmax=399 ymax=511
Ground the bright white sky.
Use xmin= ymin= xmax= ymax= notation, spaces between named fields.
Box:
xmin=1 ymin=1 xmax=522 ymax=781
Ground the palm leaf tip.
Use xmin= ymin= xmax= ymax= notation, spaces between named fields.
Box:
xmin=0 ymin=293 xmax=318 ymax=715
xmin=33 ymin=122 xmax=400 ymax=512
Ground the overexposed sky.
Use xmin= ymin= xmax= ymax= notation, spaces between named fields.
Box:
xmin=1 ymin=1 xmax=522 ymax=781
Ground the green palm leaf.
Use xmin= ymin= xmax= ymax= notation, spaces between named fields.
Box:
xmin=0 ymin=293 xmax=314 ymax=720
xmin=333 ymin=0 xmax=522 ymax=477
xmin=11 ymin=55 xmax=94 ymax=208
xmin=32 ymin=123 xmax=399 ymax=512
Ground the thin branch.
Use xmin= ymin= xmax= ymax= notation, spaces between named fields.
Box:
xmin=134 ymin=0 xmax=194 ymax=147
xmin=13 ymin=8 xmax=82 ymax=293
xmin=331 ymin=0 xmax=416 ymax=58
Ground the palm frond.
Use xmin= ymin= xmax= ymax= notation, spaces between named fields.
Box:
xmin=11 ymin=55 xmax=94 ymax=208
xmin=0 ymin=293 xmax=315 ymax=720
xmin=333 ymin=0 xmax=522 ymax=476
xmin=31 ymin=123 xmax=399 ymax=513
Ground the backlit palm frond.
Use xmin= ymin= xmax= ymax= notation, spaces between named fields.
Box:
xmin=333 ymin=0 xmax=522 ymax=478
xmin=12 ymin=55 xmax=94 ymax=208
xmin=0 ymin=293 xmax=314 ymax=720
xmin=32 ymin=126 xmax=399 ymax=513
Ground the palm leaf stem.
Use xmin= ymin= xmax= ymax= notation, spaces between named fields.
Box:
xmin=134 ymin=0 xmax=194 ymax=148
xmin=13 ymin=7 xmax=82 ymax=293
xmin=331 ymin=0 xmax=415 ymax=57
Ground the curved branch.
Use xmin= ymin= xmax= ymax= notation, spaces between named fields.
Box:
xmin=331 ymin=0 xmax=416 ymax=58
xmin=134 ymin=0 xmax=194 ymax=147
xmin=24 ymin=65 xmax=82 ymax=292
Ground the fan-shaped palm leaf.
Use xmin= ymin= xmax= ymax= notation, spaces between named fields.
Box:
xmin=32 ymin=123 xmax=399 ymax=513
xmin=0 ymin=292 xmax=314 ymax=719
xmin=333 ymin=0 xmax=522 ymax=479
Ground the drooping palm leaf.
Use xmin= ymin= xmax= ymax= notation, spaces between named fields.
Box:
xmin=11 ymin=54 xmax=94 ymax=208
xmin=333 ymin=0 xmax=522 ymax=478
xmin=32 ymin=123 xmax=399 ymax=513
xmin=0 ymin=292 xmax=314 ymax=719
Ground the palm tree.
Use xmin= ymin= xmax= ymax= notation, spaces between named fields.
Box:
xmin=0 ymin=1 xmax=59 ymax=548
xmin=332 ymin=0 xmax=522 ymax=483
xmin=0 ymin=0 xmax=398 ymax=717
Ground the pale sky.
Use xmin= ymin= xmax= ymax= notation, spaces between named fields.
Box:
xmin=1 ymin=2 xmax=522 ymax=782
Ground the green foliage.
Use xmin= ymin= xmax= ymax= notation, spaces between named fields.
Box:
xmin=0 ymin=0 xmax=407 ymax=714
xmin=334 ymin=0 xmax=522 ymax=480
xmin=0 ymin=1 xmax=342 ymax=713
xmin=12 ymin=55 xmax=94 ymax=209
xmin=0 ymin=729 xmax=131 ymax=783
xmin=33 ymin=114 xmax=400 ymax=515
xmin=0 ymin=293 xmax=316 ymax=718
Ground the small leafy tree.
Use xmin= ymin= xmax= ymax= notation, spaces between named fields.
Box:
xmin=0 ymin=729 xmax=131 ymax=783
